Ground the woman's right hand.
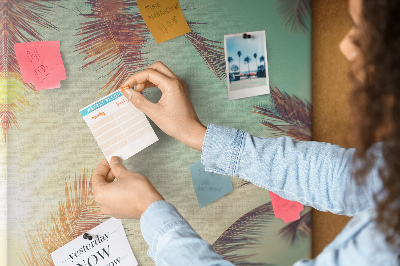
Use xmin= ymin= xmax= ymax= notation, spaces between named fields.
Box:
xmin=120 ymin=61 xmax=207 ymax=151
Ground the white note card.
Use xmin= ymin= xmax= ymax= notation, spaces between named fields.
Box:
xmin=80 ymin=90 xmax=158 ymax=162
xmin=51 ymin=218 xmax=138 ymax=266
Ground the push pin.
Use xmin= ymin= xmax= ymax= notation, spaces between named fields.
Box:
xmin=83 ymin=233 xmax=93 ymax=240
xmin=243 ymin=33 xmax=252 ymax=39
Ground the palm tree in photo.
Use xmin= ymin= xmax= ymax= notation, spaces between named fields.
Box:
xmin=228 ymin=56 xmax=234 ymax=73
xmin=230 ymin=64 xmax=239 ymax=73
xmin=244 ymin=56 xmax=251 ymax=78
xmin=237 ymin=51 xmax=242 ymax=78
xmin=260 ymin=55 xmax=265 ymax=68
xmin=259 ymin=55 xmax=266 ymax=77
xmin=227 ymin=56 xmax=234 ymax=83
xmin=253 ymin=53 xmax=258 ymax=73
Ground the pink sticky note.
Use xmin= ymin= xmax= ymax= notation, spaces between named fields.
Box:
xmin=269 ymin=191 xmax=304 ymax=223
xmin=14 ymin=41 xmax=66 ymax=90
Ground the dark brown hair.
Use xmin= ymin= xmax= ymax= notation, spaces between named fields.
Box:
xmin=350 ymin=0 xmax=400 ymax=253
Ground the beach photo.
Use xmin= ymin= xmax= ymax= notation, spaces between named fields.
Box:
xmin=224 ymin=30 xmax=269 ymax=100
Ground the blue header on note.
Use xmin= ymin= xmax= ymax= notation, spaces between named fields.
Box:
xmin=80 ymin=91 xmax=123 ymax=116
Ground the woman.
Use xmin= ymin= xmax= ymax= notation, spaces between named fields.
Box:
xmin=91 ymin=0 xmax=400 ymax=264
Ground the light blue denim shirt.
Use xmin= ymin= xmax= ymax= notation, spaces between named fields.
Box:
xmin=140 ymin=124 xmax=399 ymax=265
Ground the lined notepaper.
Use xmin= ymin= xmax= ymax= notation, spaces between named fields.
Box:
xmin=80 ymin=91 xmax=158 ymax=162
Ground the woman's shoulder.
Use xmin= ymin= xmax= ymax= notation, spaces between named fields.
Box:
xmin=323 ymin=209 xmax=399 ymax=265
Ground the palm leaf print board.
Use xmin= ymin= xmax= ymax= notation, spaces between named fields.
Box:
xmin=2 ymin=0 xmax=312 ymax=265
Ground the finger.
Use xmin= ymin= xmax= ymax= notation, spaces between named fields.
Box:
xmin=109 ymin=156 xmax=130 ymax=179
xmin=121 ymin=68 xmax=173 ymax=94
xmin=147 ymin=61 xmax=178 ymax=79
xmin=91 ymin=158 xmax=110 ymax=190
xmin=122 ymin=89 xmax=158 ymax=116
xmin=135 ymin=81 xmax=156 ymax=92
xmin=105 ymin=168 xmax=116 ymax=183
xmin=122 ymin=62 xmax=178 ymax=92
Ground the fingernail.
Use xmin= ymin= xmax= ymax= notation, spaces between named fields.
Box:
xmin=110 ymin=156 xmax=122 ymax=165
xmin=124 ymin=89 xmax=133 ymax=100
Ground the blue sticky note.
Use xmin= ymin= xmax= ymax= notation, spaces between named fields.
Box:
xmin=189 ymin=161 xmax=233 ymax=208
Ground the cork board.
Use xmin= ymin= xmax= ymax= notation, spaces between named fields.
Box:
xmin=312 ymin=0 xmax=353 ymax=257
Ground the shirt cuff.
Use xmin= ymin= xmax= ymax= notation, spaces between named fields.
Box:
xmin=201 ymin=124 xmax=245 ymax=176
xmin=140 ymin=200 xmax=192 ymax=260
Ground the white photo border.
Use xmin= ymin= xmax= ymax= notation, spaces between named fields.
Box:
xmin=224 ymin=30 xmax=270 ymax=100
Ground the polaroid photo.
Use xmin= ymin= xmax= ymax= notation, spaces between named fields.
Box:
xmin=224 ymin=30 xmax=270 ymax=100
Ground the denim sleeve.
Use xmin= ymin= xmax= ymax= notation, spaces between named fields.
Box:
xmin=201 ymin=124 xmax=382 ymax=216
xmin=140 ymin=200 xmax=234 ymax=265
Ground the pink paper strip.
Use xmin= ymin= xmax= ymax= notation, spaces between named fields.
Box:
xmin=14 ymin=41 xmax=67 ymax=90
xmin=269 ymin=191 xmax=304 ymax=223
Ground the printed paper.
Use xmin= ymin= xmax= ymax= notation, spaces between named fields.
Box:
xmin=14 ymin=41 xmax=67 ymax=90
xmin=80 ymin=90 xmax=158 ymax=162
xmin=51 ymin=218 xmax=137 ymax=266
xmin=269 ymin=191 xmax=304 ymax=223
xmin=189 ymin=161 xmax=233 ymax=208
xmin=137 ymin=0 xmax=191 ymax=44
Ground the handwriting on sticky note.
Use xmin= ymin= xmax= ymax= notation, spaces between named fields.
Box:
xmin=14 ymin=41 xmax=66 ymax=90
xmin=189 ymin=161 xmax=233 ymax=208
xmin=51 ymin=218 xmax=138 ymax=266
xmin=137 ymin=0 xmax=191 ymax=44
xmin=269 ymin=191 xmax=304 ymax=223
xmin=79 ymin=90 xmax=158 ymax=162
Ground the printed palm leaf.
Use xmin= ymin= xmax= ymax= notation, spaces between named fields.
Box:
xmin=212 ymin=202 xmax=275 ymax=265
xmin=236 ymin=179 xmax=252 ymax=188
xmin=0 ymin=0 xmax=59 ymax=141
xmin=0 ymin=73 xmax=31 ymax=141
xmin=274 ymin=0 xmax=312 ymax=34
xmin=184 ymin=31 xmax=226 ymax=81
xmin=278 ymin=209 xmax=312 ymax=245
xmin=237 ymin=85 xmax=311 ymax=188
xmin=252 ymin=84 xmax=312 ymax=141
xmin=74 ymin=0 xmax=150 ymax=95
xmin=74 ymin=0 xmax=226 ymax=96
xmin=20 ymin=170 xmax=108 ymax=265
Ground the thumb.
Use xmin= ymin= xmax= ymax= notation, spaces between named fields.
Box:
xmin=109 ymin=156 xmax=129 ymax=179
xmin=123 ymin=89 xmax=155 ymax=115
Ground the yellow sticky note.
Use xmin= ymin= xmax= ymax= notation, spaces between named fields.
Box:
xmin=138 ymin=0 xmax=191 ymax=44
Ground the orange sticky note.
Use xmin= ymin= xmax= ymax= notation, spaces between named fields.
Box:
xmin=14 ymin=41 xmax=66 ymax=90
xmin=269 ymin=191 xmax=304 ymax=223
xmin=137 ymin=0 xmax=191 ymax=44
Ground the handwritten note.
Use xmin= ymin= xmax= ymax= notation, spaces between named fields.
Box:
xmin=51 ymin=218 xmax=137 ymax=266
xmin=14 ymin=41 xmax=66 ymax=90
xmin=79 ymin=90 xmax=158 ymax=162
xmin=137 ymin=0 xmax=191 ymax=44
xmin=189 ymin=161 xmax=233 ymax=208
xmin=269 ymin=191 xmax=304 ymax=223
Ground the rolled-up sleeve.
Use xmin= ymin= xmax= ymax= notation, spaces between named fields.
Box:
xmin=140 ymin=200 xmax=233 ymax=265
xmin=201 ymin=124 xmax=382 ymax=216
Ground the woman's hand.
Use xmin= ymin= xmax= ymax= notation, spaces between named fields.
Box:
xmin=91 ymin=157 xmax=164 ymax=219
xmin=120 ymin=61 xmax=206 ymax=151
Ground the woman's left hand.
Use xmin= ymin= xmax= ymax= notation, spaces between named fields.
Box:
xmin=91 ymin=157 xmax=164 ymax=219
